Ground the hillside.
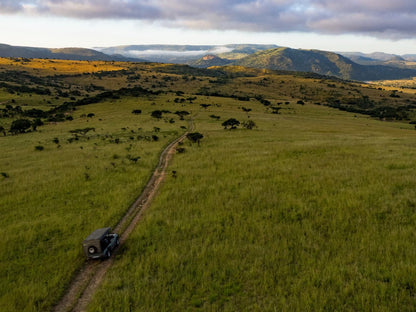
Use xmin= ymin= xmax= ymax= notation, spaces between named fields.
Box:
xmin=0 ymin=43 xmax=141 ymax=62
xmin=95 ymin=44 xmax=279 ymax=63
xmin=191 ymin=54 xmax=232 ymax=68
xmin=234 ymin=47 xmax=416 ymax=81
xmin=1 ymin=58 xmax=416 ymax=311
xmin=340 ymin=52 xmax=416 ymax=69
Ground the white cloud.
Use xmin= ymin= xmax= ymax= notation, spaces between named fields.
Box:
xmin=1 ymin=0 xmax=415 ymax=39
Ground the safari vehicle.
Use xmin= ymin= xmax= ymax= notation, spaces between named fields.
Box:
xmin=82 ymin=227 xmax=119 ymax=259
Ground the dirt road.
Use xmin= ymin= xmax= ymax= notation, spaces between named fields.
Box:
xmin=53 ymin=121 xmax=193 ymax=312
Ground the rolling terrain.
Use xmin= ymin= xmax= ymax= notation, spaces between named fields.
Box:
xmin=0 ymin=43 xmax=141 ymax=62
xmin=1 ymin=58 xmax=416 ymax=311
xmin=233 ymin=47 xmax=416 ymax=81
xmin=2 ymin=43 xmax=416 ymax=81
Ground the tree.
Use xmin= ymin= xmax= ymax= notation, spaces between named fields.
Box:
xmin=174 ymin=110 xmax=190 ymax=120
xmin=186 ymin=132 xmax=204 ymax=146
xmin=32 ymin=118 xmax=44 ymax=131
xmin=222 ymin=118 xmax=240 ymax=130
xmin=151 ymin=110 xmax=163 ymax=119
xmin=242 ymin=120 xmax=257 ymax=130
xmin=9 ymin=119 xmax=31 ymax=134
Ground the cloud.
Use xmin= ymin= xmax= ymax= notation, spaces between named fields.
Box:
xmin=1 ymin=0 xmax=415 ymax=39
xmin=0 ymin=0 xmax=24 ymax=13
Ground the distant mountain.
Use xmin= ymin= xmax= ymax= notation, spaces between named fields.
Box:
xmin=0 ymin=43 xmax=142 ymax=62
xmin=403 ymin=54 xmax=416 ymax=62
xmin=191 ymin=55 xmax=232 ymax=68
xmin=95 ymin=44 xmax=279 ymax=64
xmin=233 ymin=48 xmax=416 ymax=81
xmin=339 ymin=51 xmax=416 ymax=68
xmin=340 ymin=51 xmax=412 ymax=62
xmin=1 ymin=43 xmax=415 ymax=81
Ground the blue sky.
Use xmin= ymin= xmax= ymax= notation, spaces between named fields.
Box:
xmin=0 ymin=0 xmax=415 ymax=54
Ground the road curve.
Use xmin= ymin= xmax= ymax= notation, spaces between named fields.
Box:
xmin=53 ymin=120 xmax=194 ymax=312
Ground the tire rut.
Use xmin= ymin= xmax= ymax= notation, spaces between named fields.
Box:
xmin=53 ymin=121 xmax=193 ymax=312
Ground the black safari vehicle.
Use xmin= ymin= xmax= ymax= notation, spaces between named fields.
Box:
xmin=83 ymin=227 xmax=119 ymax=259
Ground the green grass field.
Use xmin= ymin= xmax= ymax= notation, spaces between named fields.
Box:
xmin=1 ymin=58 xmax=416 ymax=311
xmin=89 ymin=103 xmax=416 ymax=311
xmin=0 ymin=95 xmax=187 ymax=311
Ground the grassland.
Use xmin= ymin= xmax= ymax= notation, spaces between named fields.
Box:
xmin=86 ymin=100 xmax=416 ymax=311
xmin=368 ymin=78 xmax=416 ymax=93
xmin=1 ymin=58 xmax=416 ymax=311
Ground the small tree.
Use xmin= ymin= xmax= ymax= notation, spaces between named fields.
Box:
xmin=32 ymin=118 xmax=44 ymax=131
xmin=9 ymin=119 xmax=31 ymax=134
xmin=186 ymin=132 xmax=204 ymax=146
xmin=222 ymin=118 xmax=240 ymax=130
xmin=174 ymin=110 xmax=190 ymax=120
xmin=242 ymin=120 xmax=257 ymax=130
xmin=151 ymin=110 xmax=163 ymax=119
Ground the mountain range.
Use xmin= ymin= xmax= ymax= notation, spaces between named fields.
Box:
xmin=0 ymin=43 xmax=140 ymax=62
xmin=230 ymin=48 xmax=416 ymax=81
xmin=95 ymin=44 xmax=279 ymax=64
xmin=1 ymin=43 xmax=415 ymax=81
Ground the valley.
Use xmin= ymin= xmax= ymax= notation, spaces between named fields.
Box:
xmin=1 ymin=58 xmax=416 ymax=311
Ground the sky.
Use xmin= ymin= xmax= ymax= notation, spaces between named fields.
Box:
xmin=0 ymin=0 xmax=415 ymax=55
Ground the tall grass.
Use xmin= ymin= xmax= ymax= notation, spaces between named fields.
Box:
xmin=0 ymin=96 xmax=187 ymax=311
xmin=89 ymin=103 xmax=416 ymax=311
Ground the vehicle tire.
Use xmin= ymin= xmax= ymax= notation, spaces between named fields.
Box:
xmin=88 ymin=246 xmax=96 ymax=254
xmin=106 ymin=250 xmax=111 ymax=259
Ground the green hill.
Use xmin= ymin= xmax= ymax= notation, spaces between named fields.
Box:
xmin=234 ymin=47 xmax=416 ymax=81
xmin=191 ymin=55 xmax=232 ymax=68
xmin=0 ymin=43 xmax=141 ymax=62
xmin=2 ymin=58 xmax=416 ymax=311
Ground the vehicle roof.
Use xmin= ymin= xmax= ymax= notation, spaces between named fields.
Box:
xmin=83 ymin=227 xmax=111 ymax=242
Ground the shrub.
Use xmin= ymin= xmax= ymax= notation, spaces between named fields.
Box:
xmin=186 ymin=132 xmax=204 ymax=146
xmin=32 ymin=118 xmax=44 ymax=131
xmin=35 ymin=145 xmax=44 ymax=151
xmin=132 ymin=109 xmax=142 ymax=114
xmin=127 ymin=155 xmax=141 ymax=163
xmin=69 ymin=127 xmax=95 ymax=135
xmin=174 ymin=111 xmax=190 ymax=120
xmin=242 ymin=120 xmax=257 ymax=130
xmin=222 ymin=118 xmax=240 ymax=130
xmin=151 ymin=110 xmax=163 ymax=119
xmin=10 ymin=119 xmax=31 ymax=134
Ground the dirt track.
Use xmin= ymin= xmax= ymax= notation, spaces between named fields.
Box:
xmin=53 ymin=121 xmax=193 ymax=312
